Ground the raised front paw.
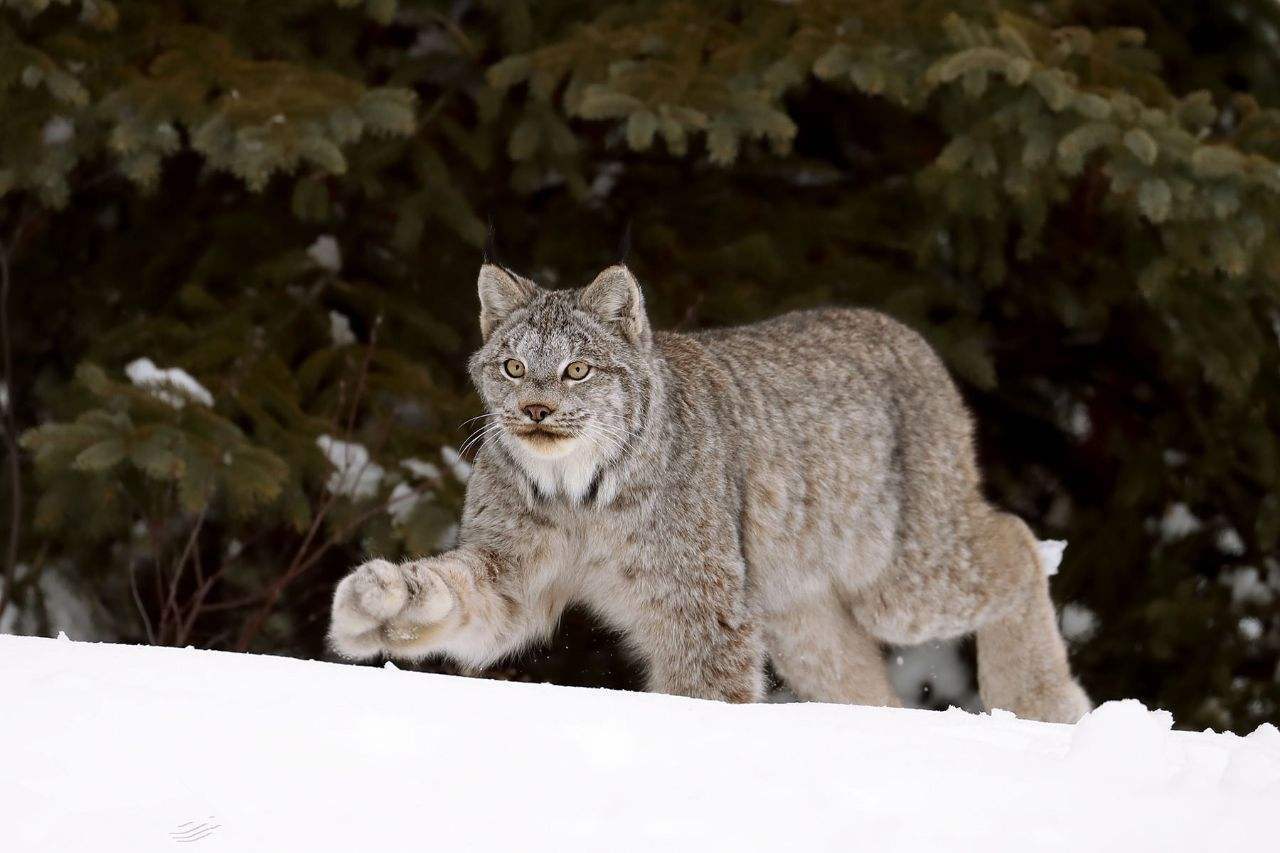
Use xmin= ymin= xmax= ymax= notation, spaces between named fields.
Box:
xmin=328 ymin=558 xmax=455 ymax=660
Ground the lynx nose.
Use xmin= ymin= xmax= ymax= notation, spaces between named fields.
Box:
xmin=522 ymin=403 xmax=554 ymax=423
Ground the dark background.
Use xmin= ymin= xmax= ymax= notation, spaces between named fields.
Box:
xmin=2 ymin=1 xmax=1278 ymax=732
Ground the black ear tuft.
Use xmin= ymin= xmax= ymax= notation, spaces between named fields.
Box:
xmin=483 ymin=215 xmax=500 ymax=266
xmin=616 ymin=219 xmax=632 ymax=266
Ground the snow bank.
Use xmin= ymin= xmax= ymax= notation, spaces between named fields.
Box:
xmin=0 ymin=635 xmax=1276 ymax=852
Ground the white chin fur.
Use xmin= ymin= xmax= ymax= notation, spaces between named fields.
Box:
xmin=506 ymin=433 xmax=603 ymax=502
xmin=518 ymin=433 xmax=579 ymax=459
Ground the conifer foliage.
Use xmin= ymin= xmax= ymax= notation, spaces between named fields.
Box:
xmin=2 ymin=1 xmax=1277 ymax=732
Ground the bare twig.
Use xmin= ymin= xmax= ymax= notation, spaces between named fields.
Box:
xmin=144 ymin=514 xmax=168 ymax=641
xmin=287 ymin=479 xmax=428 ymax=579
xmin=343 ymin=313 xmax=381 ymax=437
xmin=235 ymin=315 xmax=383 ymax=651
xmin=176 ymin=544 xmax=228 ymax=646
xmin=127 ymin=557 xmax=156 ymax=645
xmin=424 ymin=10 xmax=479 ymax=58
xmin=161 ymin=502 xmax=208 ymax=644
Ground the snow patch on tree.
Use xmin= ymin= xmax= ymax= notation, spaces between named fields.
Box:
xmin=1036 ymin=538 xmax=1066 ymax=576
xmin=385 ymin=481 xmax=421 ymax=524
xmin=401 ymin=457 xmax=442 ymax=481
xmin=440 ymin=445 xmax=472 ymax=482
xmin=307 ymin=235 xmax=342 ymax=272
xmin=328 ymin=310 xmax=356 ymax=346
xmin=1158 ymin=502 xmax=1203 ymax=541
xmin=124 ymin=358 xmax=213 ymax=408
xmin=1061 ymin=602 xmax=1099 ymax=643
xmin=41 ymin=116 xmax=74 ymax=145
xmin=315 ymin=434 xmax=383 ymax=498
xmin=1222 ymin=566 xmax=1276 ymax=607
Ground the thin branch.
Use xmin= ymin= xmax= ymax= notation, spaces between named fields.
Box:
xmin=424 ymin=10 xmax=479 ymax=59
xmin=343 ymin=313 xmax=382 ymax=437
xmin=161 ymin=502 xmax=208 ymax=644
xmin=145 ymin=514 xmax=168 ymax=641
xmin=176 ymin=543 xmax=227 ymax=647
xmin=127 ymin=557 xmax=156 ymax=645
xmin=235 ymin=315 xmax=383 ymax=651
xmin=289 ymin=479 xmax=429 ymax=579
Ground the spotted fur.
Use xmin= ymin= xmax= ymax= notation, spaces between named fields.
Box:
xmin=329 ymin=264 xmax=1090 ymax=721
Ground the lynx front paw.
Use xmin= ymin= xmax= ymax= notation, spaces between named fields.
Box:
xmin=329 ymin=558 xmax=456 ymax=660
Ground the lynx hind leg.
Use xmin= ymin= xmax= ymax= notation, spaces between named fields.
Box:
xmin=764 ymin=596 xmax=901 ymax=708
xmin=971 ymin=511 xmax=1091 ymax=724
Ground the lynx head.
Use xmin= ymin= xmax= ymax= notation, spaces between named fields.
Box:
xmin=466 ymin=263 xmax=653 ymax=491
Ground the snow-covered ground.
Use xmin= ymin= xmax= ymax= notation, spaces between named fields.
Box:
xmin=1 ymin=635 xmax=1276 ymax=852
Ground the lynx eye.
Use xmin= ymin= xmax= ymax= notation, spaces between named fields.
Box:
xmin=563 ymin=360 xmax=591 ymax=381
xmin=502 ymin=358 xmax=526 ymax=379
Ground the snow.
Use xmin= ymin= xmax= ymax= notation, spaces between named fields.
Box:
xmin=1 ymin=635 xmax=1276 ymax=852
xmin=401 ymin=457 xmax=442 ymax=481
xmin=887 ymin=639 xmax=978 ymax=711
xmin=307 ymin=234 xmax=342 ymax=272
xmin=1157 ymin=502 xmax=1202 ymax=540
xmin=40 ymin=116 xmax=74 ymax=145
xmin=0 ymin=562 xmax=115 ymax=641
xmin=1060 ymin=602 xmax=1100 ymax=643
xmin=385 ymin=481 xmax=420 ymax=524
xmin=1238 ymin=617 xmax=1264 ymax=641
xmin=1066 ymin=699 xmax=1176 ymax=782
xmin=1036 ymin=538 xmax=1066 ymax=576
xmin=1054 ymin=396 xmax=1091 ymax=441
xmin=315 ymin=434 xmax=384 ymax=499
xmin=440 ymin=444 xmax=472 ymax=482
xmin=125 ymin=358 xmax=214 ymax=408
xmin=1215 ymin=526 xmax=1246 ymax=556
xmin=328 ymin=310 xmax=356 ymax=346
xmin=1222 ymin=565 xmax=1276 ymax=606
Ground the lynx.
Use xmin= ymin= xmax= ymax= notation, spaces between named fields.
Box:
xmin=329 ymin=262 xmax=1091 ymax=723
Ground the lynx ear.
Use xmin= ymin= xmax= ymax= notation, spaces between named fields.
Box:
xmin=478 ymin=264 xmax=537 ymax=340
xmin=578 ymin=265 xmax=650 ymax=346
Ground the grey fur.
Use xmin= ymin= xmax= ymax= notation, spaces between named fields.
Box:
xmin=329 ymin=264 xmax=1091 ymax=722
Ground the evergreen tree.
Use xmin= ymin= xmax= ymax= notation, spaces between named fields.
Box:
xmin=2 ymin=0 xmax=1277 ymax=732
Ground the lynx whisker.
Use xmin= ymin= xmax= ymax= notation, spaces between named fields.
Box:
xmin=459 ymin=421 xmax=507 ymax=457
xmin=459 ymin=412 xmax=503 ymax=429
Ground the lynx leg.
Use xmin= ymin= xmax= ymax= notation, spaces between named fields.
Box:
xmin=764 ymin=596 xmax=900 ymax=707
xmin=642 ymin=614 xmax=765 ymax=704
xmin=852 ymin=508 xmax=1090 ymax=723
xmin=972 ymin=512 xmax=1091 ymax=724
xmin=632 ymin=559 xmax=766 ymax=704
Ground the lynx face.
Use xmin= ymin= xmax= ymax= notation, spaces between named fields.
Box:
xmin=467 ymin=264 xmax=652 ymax=495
